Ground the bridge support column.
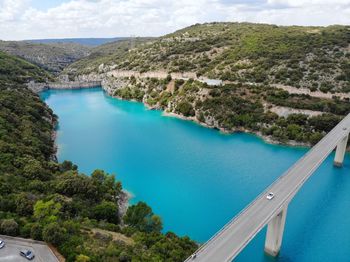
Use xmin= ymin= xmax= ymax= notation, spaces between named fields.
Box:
xmin=264 ymin=207 xmax=288 ymax=257
xmin=334 ymin=135 xmax=348 ymax=167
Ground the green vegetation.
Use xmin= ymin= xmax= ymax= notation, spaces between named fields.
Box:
xmin=0 ymin=41 xmax=91 ymax=74
xmin=112 ymin=77 xmax=346 ymax=145
xmin=66 ymin=38 xmax=155 ymax=76
xmin=0 ymin=51 xmax=52 ymax=85
xmin=67 ymin=23 xmax=350 ymax=93
xmin=60 ymin=22 xmax=350 ymax=145
xmin=266 ymin=90 xmax=350 ymax=115
xmin=0 ymin=52 xmax=196 ymax=261
xmin=1 ymin=22 xmax=349 ymax=259
xmin=63 ymin=22 xmax=350 ymax=146
xmin=176 ymin=101 xmax=195 ymax=117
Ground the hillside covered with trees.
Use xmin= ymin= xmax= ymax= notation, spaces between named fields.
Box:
xmin=67 ymin=23 xmax=350 ymax=94
xmin=0 ymin=41 xmax=92 ymax=74
xmin=0 ymin=52 xmax=197 ymax=261
xmin=61 ymin=23 xmax=350 ymax=146
xmin=66 ymin=37 xmax=155 ymax=77
xmin=111 ymin=76 xmax=344 ymax=145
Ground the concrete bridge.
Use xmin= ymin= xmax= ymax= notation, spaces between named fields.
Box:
xmin=186 ymin=114 xmax=350 ymax=262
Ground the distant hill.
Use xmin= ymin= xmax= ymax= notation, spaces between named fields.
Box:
xmin=0 ymin=41 xmax=91 ymax=74
xmin=26 ymin=37 xmax=129 ymax=47
xmin=66 ymin=37 xmax=155 ymax=74
xmin=0 ymin=51 xmax=52 ymax=86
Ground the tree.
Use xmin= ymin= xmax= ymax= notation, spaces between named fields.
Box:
xmin=93 ymin=201 xmax=119 ymax=223
xmin=0 ymin=219 xmax=18 ymax=236
xmin=15 ymin=193 xmax=36 ymax=216
xmin=34 ymin=199 xmax=61 ymax=224
xmin=176 ymin=101 xmax=195 ymax=117
xmin=59 ymin=160 xmax=78 ymax=172
xmin=76 ymin=254 xmax=91 ymax=262
xmin=42 ymin=222 xmax=66 ymax=246
xmin=309 ymin=132 xmax=324 ymax=145
xmin=124 ymin=202 xmax=163 ymax=233
xmin=150 ymin=215 xmax=163 ymax=233
xmin=30 ymin=223 xmax=43 ymax=240
xmin=23 ymin=158 xmax=48 ymax=180
xmin=166 ymin=74 xmax=172 ymax=83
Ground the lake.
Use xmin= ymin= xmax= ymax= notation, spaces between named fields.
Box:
xmin=41 ymin=88 xmax=350 ymax=261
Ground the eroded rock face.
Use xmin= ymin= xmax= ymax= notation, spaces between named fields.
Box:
xmin=27 ymin=75 xmax=102 ymax=93
xmin=75 ymin=73 xmax=129 ymax=95
xmin=27 ymin=81 xmax=48 ymax=93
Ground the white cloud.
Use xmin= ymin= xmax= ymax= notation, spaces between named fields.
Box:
xmin=267 ymin=0 xmax=350 ymax=7
xmin=0 ymin=0 xmax=29 ymax=22
xmin=0 ymin=0 xmax=349 ymax=40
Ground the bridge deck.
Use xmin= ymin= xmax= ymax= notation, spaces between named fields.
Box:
xmin=186 ymin=114 xmax=350 ymax=262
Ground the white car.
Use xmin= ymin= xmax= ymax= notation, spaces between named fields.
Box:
xmin=20 ymin=250 xmax=35 ymax=260
xmin=266 ymin=192 xmax=275 ymax=200
xmin=0 ymin=239 xmax=4 ymax=249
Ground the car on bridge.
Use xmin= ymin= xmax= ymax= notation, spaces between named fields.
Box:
xmin=266 ymin=192 xmax=275 ymax=200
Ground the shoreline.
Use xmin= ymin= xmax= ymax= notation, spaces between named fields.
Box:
xmin=39 ymin=86 xmax=132 ymax=214
xmin=91 ymin=85 xmax=313 ymax=148
xmin=38 ymin=83 xmax=313 ymax=150
xmin=161 ymin=111 xmax=310 ymax=148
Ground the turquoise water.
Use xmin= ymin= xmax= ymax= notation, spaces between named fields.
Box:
xmin=41 ymin=88 xmax=350 ymax=261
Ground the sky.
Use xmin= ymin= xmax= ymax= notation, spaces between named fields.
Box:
xmin=0 ymin=0 xmax=349 ymax=40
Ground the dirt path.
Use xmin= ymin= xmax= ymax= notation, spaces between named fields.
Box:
xmin=272 ymin=84 xmax=350 ymax=100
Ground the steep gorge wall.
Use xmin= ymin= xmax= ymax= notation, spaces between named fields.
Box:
xmin=27 ymin=80 xmax=102 ymax=93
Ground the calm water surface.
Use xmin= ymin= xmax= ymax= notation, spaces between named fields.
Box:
xmin=41 ymin=88 xmax=350 ymax=261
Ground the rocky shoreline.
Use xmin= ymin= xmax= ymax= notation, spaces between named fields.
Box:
xmin=118 ymin=190 xmax=132 ymax=220
xmin=34 ymin=76 xmax=311 ymax=152
xmin=161 ymin=111 xmax=310 ymax=148
xmin=90 ymin=76 xmax=314 ymax=148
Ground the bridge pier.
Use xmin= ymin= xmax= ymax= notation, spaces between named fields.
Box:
xmin=264 ymin=207 xmax=288 ymax=257
xmin=334 ymin=135 xmax=348 ymax=167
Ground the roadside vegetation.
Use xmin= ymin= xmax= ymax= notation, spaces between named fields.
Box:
xmin=0 ymin=51 xmax=197 ymax=261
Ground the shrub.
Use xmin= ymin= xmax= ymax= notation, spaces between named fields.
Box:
xmin=42 ymin=222 xmax=67 ymax=246
xmin=93 ymin=201 xmax=119 ymax=224
xmin=30 ymin=223 xmax=43 ymax=240
xmin=176 ymin=101 xmax=195 ymax=117
xmin=1 ymin=219 xmax=18 ymax=236
xmin=76 ymin=254 xmax=91 ymax=262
